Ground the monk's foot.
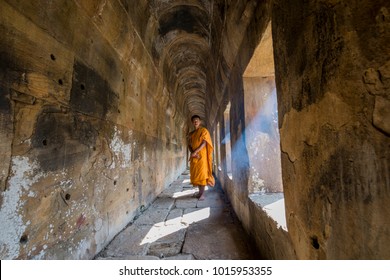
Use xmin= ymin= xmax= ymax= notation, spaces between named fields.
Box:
xmin=198 ymin=194 xmax=205 ymax=201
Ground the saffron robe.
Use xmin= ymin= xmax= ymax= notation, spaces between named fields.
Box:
xmin=189 ymin=127 xmax=215 ymax=187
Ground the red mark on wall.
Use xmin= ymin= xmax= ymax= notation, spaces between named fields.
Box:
xmin=76 ymin=214 xmax=86 ymax=229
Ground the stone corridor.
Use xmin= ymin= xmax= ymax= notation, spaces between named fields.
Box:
xmin=96 ymin=171 xmax=258 ymax=260
xmin=1 ymin=0 xmax=389 ymax=260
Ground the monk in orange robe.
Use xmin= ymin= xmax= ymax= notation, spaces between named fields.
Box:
xmin=188 ymin=115 xmax=215 ymax=200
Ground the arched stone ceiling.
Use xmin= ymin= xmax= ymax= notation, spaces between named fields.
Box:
xmin=148 ymin=0 xmax=215 ymax=122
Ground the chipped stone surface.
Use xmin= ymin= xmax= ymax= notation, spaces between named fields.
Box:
xmin=147 ymin=227 xmax=187 ymax=257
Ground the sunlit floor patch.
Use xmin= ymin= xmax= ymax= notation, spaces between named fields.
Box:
xmin=263 ymin=198 xmax=287 ymax=231
xmin=182 ymin=207 xmax=210 ymax=225
xmin=172 ymin=189 xmax=197 ymax=198
xmin=140 ymin=208 xmax=210 ymax=245
xmin=140 ymin=223 xmax=186 ymax=245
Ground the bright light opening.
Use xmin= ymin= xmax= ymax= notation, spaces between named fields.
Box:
xmin=243 ymin=21 xmax=287 ymax=231
xmin=222 ymin=103 xmax=233 ymax=179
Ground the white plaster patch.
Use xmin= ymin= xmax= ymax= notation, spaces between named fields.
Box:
xmin=0 ymin=156 xmax=44 ymax=259
xmin=32 ymin=248 xmax=47 ymax=260
xmin=109 ymin=127 xmax=133 ymax=168
xmin=28 ymin=191 xmax=36 ymax=197
xmin=250 ymin=167 xmax=265 ymax=193
xmin=59 ymin=179 xmax=73 ymax=189
xmin=74 ymin=238 xmax=91 ymax=259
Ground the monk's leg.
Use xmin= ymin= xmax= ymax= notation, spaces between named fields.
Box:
xmin=198 ymin=185 xmax=205 ymax=200
xmin=192 ymin=187 xmax=200 ymax=198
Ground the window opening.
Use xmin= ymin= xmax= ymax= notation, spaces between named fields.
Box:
xmin=243 ymin=22 xmax=286 ymax=230
xmin=223 ymin=103 xmax=233 ymax=179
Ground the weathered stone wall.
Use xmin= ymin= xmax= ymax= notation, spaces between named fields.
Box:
xmin=212 ymin=0 xmax=389 ymax=260
xmin=273 ymin=0 xmax=390 ymax=259
xmin=0 ymin=0 xmax=186 ymax=259
xmin=211 ymin=0 xmax=296 ymax=260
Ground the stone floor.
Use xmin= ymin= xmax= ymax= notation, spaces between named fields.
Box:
xmin=95 ymin=172 xmax=260 ymax=260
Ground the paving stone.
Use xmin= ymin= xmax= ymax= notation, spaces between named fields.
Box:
xmin=141 ymin=223 xmax=186 ymax=243
xmin=147 ymin=239 xmax=183 ymax=258
xmin=152 ymin=197 xmax=175 ymax=209
xmin=171 ymin=188 xmax=197 ymax=199
xmin=163 ymin=254 xmax=195 ymax=260
xmin=103 ymin=225 xmax=152 ymax=257
xmin=168 ymin=181 xmax=184 ymax=187
xmin=165 ymin=208 xmax=183 ymax=225
xmin=179 ymin=173 xmax=190 ymax=178
xmin=96 ymin=255 xmax=160 ymax=260
xmin=183 ymin=207 xmax=233 ymax=225
xmin=196 ymin=192 xmax=226 ymax=208
xmin=182 ymin=223 xmax=255 ymax=260
xmin=158 ymin=186 xmax=183 ymax=198
xmin=182 ymin=183 xmax=193 ymax=189
xmin=144 ymin=224 xmax=187 ymax=257
xmin=133 ymin=207 xmax=170 ymax=226
xmin=175 ymin=197 xmax=198 ymax=208
xmin=182 ymin=207 xmax=213 ymax=225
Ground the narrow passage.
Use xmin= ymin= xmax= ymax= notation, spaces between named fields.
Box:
xmin=96 ymin=171 xmax=259 ymax=260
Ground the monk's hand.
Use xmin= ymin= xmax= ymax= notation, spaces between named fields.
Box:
xmin=191 ymin=152 xmax=200 ymax=159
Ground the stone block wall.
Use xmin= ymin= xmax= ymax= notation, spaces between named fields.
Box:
xmin=212 ymin=0 xmax=389 ymax=260
xmin=272 ymin=0 xmax=390 ymax=259
xmin=0 ymin=0 xmax=186 ymax=259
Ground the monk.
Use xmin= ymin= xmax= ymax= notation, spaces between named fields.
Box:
xmin=187 ymin=115 xmax=215 ymax=200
